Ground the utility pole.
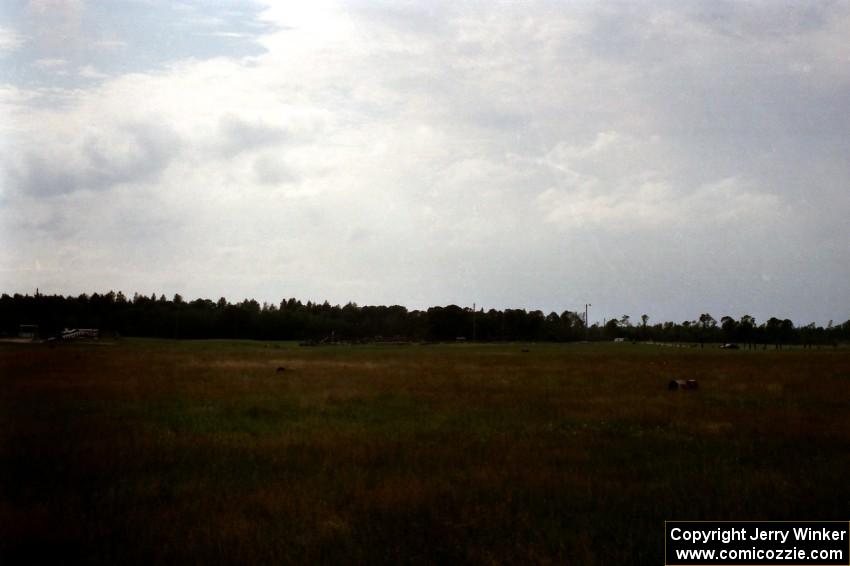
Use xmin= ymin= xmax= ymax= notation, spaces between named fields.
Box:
xmin=585 ymin=303 xmax=591 ymax=341
xmin=472 ymin=302 xmax=477 ymax=342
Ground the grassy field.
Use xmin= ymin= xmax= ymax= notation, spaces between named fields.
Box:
xmin=2 ymin=339 xmax=849 ymax=564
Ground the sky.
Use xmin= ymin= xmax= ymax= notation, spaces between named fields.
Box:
xmin=1 ymin=0 xmax=848 ymax=326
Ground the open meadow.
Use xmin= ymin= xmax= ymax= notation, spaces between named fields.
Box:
xmin=2 ymin=340 xmax=849 ymax=564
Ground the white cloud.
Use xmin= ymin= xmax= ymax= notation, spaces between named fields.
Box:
xmin=0 ymin=26 xmax=25 ymax=54
xmin=91 ymin=39 xmax=128 ymax=49
xmin=78 ymin=64 xmax=107 ymax=78
xmin=536 ymin=175 xmax=785 ymax=231
xmin=208 ymin=32 xmax=250 ymax=39
xmin=34 ymin=57 xmax=67 ymax=68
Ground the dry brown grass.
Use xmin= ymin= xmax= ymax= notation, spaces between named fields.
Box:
xmin=2 ymin=340 xmax=849 ymax=564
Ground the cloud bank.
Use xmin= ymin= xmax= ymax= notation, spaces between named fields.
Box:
xmin=1 ymin=1 xmax=849 ymax=324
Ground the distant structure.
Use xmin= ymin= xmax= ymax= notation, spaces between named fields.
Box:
xmin=60 ymin=328 xmax=99 ymax=340
xmin=668 ymin=379 xmax=699 ymax=391
xmin=18 ymin=324 xmax=39 ymax=339
xmin=613 ymin=337 xmax=626 ymax=343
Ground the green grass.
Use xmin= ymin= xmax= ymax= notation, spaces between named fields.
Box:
xmin=2 ymin=340 xmax=849 ymax=564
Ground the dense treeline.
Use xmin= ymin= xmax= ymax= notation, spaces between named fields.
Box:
xmin=2 ymin=292 xmax=849 ymax=346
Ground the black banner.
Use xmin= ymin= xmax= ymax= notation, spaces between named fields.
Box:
xmin=665 ymin=521 xmax=849 ymax=565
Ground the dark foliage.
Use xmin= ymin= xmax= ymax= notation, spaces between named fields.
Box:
xmin=1 ymin=292 xmax=848 ymax=345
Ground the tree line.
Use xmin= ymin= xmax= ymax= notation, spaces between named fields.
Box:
xmin=1 ymin=292 xmax=848 ymax=346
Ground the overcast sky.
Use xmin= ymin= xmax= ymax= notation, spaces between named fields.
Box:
xmin=1 ymin=1 xmax=848 ymax=325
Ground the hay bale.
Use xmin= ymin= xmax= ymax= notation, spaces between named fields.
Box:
xmin=276 ymin=366 xmax=286 ymax=373
xmin=668 ymin=379 xmax=698 ymax=391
